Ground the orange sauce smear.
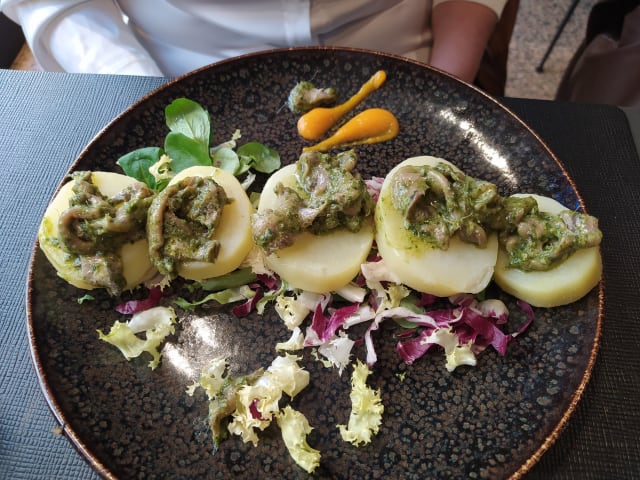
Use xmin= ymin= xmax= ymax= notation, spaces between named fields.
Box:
xmin=303 ymin=108 xmax=399 ymax=153
xmin=297 ymin=70 xmax=387 ymax=141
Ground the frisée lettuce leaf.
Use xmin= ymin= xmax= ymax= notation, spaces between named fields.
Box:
xmin=338 ymin=360 xmax=384 ymax=446
xmin=187 ymin=357 xmax=264 ymax=449
xmin=97 ymin=306 xmax=176 ymax=369
xmin=276 ymin=406 xmax=321 ymax=474
xmin=228 ymin=354 xmax=310 ymax=445
xmin=275 ymin=293 xmax=312 ymax=330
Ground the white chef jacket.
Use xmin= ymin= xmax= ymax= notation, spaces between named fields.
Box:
xmin=1 ymin=0 xmax=507 ymax=76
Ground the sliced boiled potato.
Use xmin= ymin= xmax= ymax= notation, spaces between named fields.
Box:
xmin=168 ymin=166 xmax=254 ymax=280
xmin=494 ymin=194 xmax=602 ymax=307
xmin=257 ymin=164 xmax=374 ymax=293
xmin=375 ymin=156 xmax=498 ymax=297
xmin=38 ymin=171 xmax=156 ymax=292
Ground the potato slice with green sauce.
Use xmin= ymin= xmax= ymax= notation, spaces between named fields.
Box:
xmin=257 ymin=163 xmax=374 ymax=293
xmin=494 ymin=194 xmax=602 ymax=307
xmin=165 ymin=166 xmax=254 ymax=281
xmin=375 ymin=156 xmax=498 ymax=297
xmin=38 ymin=171 xmax=156 ymax=292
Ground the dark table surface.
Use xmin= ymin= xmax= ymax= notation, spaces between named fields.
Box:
xmin=1 ymin=69 xmax=639 ymax=480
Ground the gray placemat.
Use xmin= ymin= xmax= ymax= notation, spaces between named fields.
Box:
xmin=622 ymin=106 xmax=640 ymax=159
xmin=0 ymin=70 xmax=166 ymax=480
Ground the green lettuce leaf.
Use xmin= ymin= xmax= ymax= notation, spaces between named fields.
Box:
xmin=237 ymin=142 xmax=281 ymax=174
xmin=174 ymin=285 xmax=255 ymax=311
xmin=165 ymin=97 xmax=211 ymax=145
xmin=116 ymin=146 xmax=164 ymax=189
xmin=164 ymin=131 xmax=211 ymax=172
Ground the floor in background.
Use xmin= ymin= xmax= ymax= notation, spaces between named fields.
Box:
xmin=11 ymin=43 xmax=39 ymax=71
xmin=506 ymin=0 xmax=597 ymax=100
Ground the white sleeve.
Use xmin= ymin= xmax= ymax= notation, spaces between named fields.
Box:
xmin=432 ymin=0 xmax=508 ymax=18
xmin=1 ymin=0 xmax=164 ymax=75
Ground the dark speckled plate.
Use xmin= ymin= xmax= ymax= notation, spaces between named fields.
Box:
xmin=27 ymin=48 xmax=602 ymax=480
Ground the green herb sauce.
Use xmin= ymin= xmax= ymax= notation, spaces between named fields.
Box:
xmin=58 ymin=171 xmax=154 ymax=295
xmin=389 ymin=163 xmax=602 ymax=271
xmin=252 ymin=150 xmax=374 ymax=255
xmin=147 ymin=175 xmax=230 ymax=276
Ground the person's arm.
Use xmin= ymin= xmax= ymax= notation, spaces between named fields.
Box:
xmin=1 ymin=0 xmax=163 ymax=75
xmin=430 ymin=0 xmax=502 ymax=83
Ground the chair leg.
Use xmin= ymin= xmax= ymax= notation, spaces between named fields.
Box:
xmin=536 ymin=0 xmax=581 ymax=72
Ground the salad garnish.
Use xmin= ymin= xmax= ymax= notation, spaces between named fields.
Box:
xmin=116 ymin=98 xmax=280 ymax=192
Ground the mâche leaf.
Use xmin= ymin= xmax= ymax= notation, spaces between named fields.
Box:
xmin=237 ymin=142 xmax=281 ymax=173
xmin=212 ymin=146 xmax=241 ymax=174
xmin=164 ymin=131 xmax=211 ymax=172
xmin=116 ymin=146 xmax=164 ymax=189
xmin=165 ymin=98 xmax=211 ymax=146
xmin=117 ymin=98 xmax=280 ymax=190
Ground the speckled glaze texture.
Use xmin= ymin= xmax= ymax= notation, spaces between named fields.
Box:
xmin=27 ymin=48 xmax=602 ymax=480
